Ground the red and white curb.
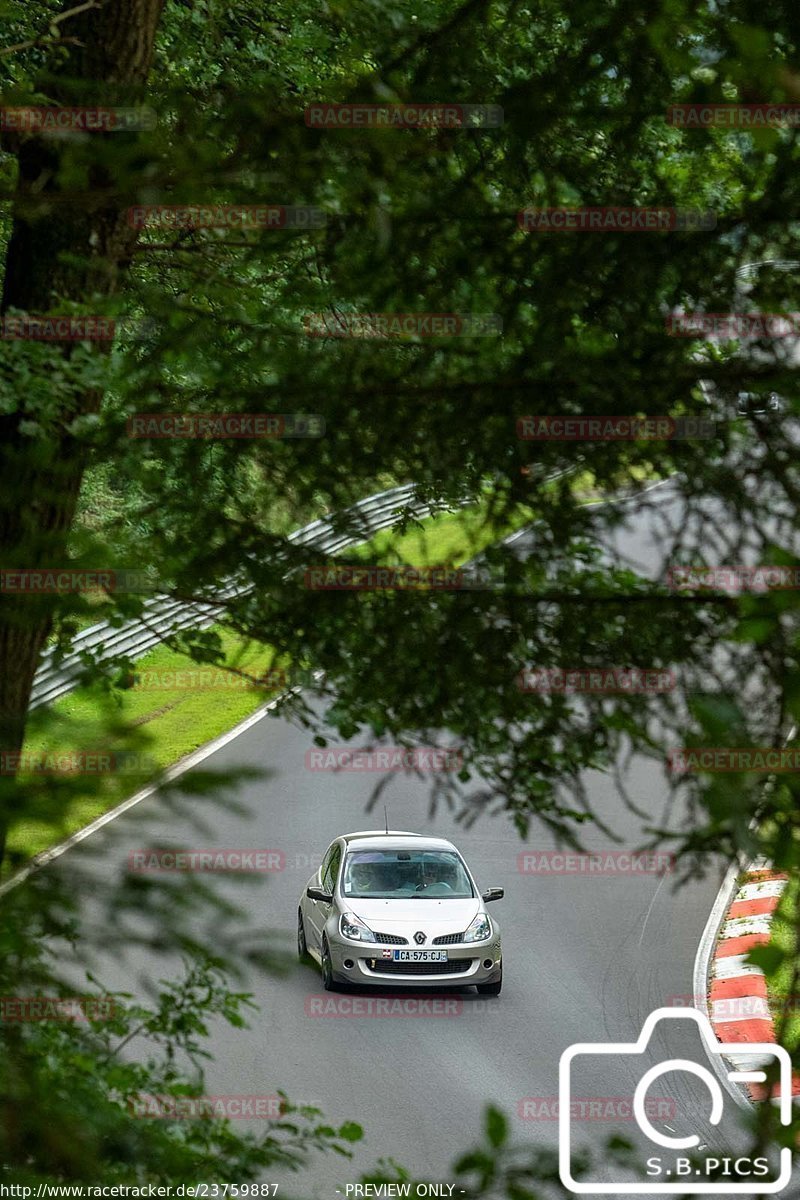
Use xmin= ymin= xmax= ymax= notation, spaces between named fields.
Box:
xmin=705 ymin=862 xmax=796 ymax=1102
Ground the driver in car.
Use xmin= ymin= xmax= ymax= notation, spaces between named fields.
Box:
xmin=350 ymin=864 xmax=377 ymax=894
xmin=414 ymin=859 xmax=438 ymax=891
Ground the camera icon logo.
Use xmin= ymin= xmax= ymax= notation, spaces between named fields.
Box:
xmin=559 ymin=1007 xmax=792 ymax=1193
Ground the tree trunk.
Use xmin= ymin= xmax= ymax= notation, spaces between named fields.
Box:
xmin=0 ymin=0 xmax=166 ymax=869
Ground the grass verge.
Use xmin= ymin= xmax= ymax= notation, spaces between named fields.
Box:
xmin=765 ymin=878 xmax=800 ymax=1046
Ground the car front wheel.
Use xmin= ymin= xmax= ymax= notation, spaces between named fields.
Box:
xmin=297 ymin=909 xmax=308 ymax=960
xmin=321 ymin=937 xmax=337 ymax=991
xmin=476 ymin=964 xmax=502 ymax=996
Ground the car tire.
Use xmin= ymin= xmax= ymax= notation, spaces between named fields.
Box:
xmin=321 ymin=937 xmax=337 ymax=991
xmin=297 ymin=909 xmax=308 ymax=960
xmin=476 ymin=964 xmax=502 ymax=996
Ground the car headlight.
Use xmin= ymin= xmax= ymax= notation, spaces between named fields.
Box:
xmin=339 ymin=912 xmax=377 ymax=942
xmin=463 ymin=913 xmax=492 ymax=942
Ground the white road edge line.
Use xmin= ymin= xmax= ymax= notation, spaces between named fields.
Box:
xmin=582 ymin=475 xmax=677 ymax=508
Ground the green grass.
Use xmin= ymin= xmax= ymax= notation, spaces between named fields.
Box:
xmin=765 ymin=878 xmax=800 ymax=1046
xmin=567 ymin=462 xmax=667 ymax=504
xmin=7 ymin=493 xmax=536 ymax=871
xmin=8 ymin=632 xmax=287 ymax=865
xmin=357 ymin=496 xmax=535 ymax=565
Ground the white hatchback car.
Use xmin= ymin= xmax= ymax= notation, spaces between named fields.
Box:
xmin=298 ymin=830 xmax=503 ymax=994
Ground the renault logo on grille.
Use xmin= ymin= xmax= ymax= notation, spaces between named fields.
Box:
xmin=414 ymin=931 xmax=426 ymax=945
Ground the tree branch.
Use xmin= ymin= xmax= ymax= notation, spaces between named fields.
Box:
xmin=0 ymin=0 xmax=102 ymax=57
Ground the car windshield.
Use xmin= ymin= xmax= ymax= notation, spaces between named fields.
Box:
xmin=342 ymin=849 xmax=474 ymax=899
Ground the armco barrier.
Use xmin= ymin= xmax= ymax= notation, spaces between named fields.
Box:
xmin=28 ymin=485 xmax=469 ymax=710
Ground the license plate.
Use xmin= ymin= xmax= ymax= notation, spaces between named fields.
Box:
xmin=392 ymin=949 xmax=448 ymax=962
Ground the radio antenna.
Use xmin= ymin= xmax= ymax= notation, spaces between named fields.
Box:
xmin=384 ymin=805 xmax=389 ymax=835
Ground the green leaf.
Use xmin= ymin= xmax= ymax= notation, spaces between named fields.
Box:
xmin=747 ymin=944 xmax=786 ymax=975
xmin=338 ymin=1121 xmax=364 ymax=1142
xmin=485 ymin=1105 xmax=508 ymax=1148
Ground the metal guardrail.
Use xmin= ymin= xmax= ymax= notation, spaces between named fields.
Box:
xmin=29 ymin=484 xmax=462 ymax=711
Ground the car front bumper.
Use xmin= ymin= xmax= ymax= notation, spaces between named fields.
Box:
xmin=328 ymin=932 xmax=502 ymax=987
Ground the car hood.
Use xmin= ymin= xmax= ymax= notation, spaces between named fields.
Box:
xmin=343 ymin=896 xmax=481 ymax=934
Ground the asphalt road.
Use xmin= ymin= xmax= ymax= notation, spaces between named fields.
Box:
xmin=40 ymin=477 xmax=796 ymax=1197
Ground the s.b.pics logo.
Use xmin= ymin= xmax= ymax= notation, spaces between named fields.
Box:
xmin=559 ymin=1008 xmax=791 ymax=1193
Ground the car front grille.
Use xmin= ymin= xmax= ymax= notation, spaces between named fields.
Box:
xmin=366 ymin=959 xmax=474 ymax=976
xmin=432 ymin=932 xmax=465 ymax=945
xmin=373 ymin=932 xmax=408 ymax=945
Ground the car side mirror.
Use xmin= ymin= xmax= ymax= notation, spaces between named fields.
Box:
xmin=482 ymin=887 xmax=504 ymax=902
xmin=306 ymin=886 xmax=333 ymax=904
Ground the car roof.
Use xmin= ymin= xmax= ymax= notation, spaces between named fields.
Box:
xmin=342 ymin=831 xmax=457 ymax=851
xmin=342 ymin=830 xmax=419 ymax=840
